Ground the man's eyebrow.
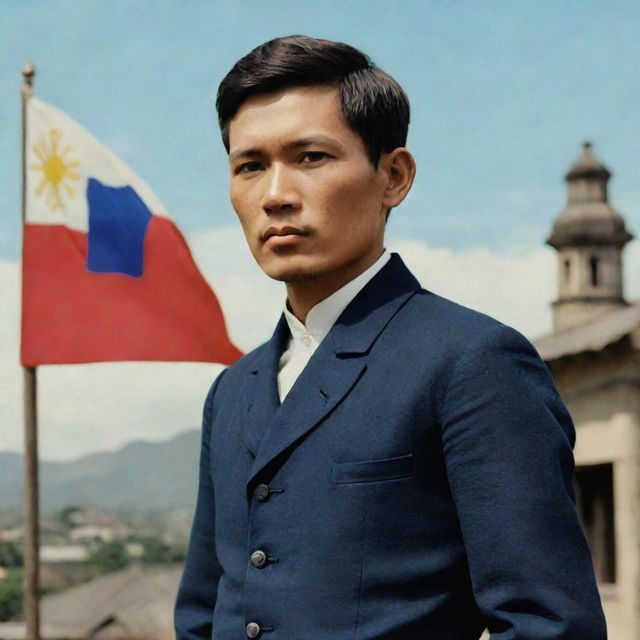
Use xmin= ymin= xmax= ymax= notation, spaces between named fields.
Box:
xmin=228 ymin=148 xmax=262 ymax=163
xmin=285 ymin=136 xmax=342 ymax=150
xmin=228 ymin=136 xmax=342 ymax=163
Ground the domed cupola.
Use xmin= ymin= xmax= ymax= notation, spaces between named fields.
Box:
xmin=547 ymin=142 xmax=634 ymax=332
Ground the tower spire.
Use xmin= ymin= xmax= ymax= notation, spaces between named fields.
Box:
xmin=547 ymin=143 xmax=633 ymax=332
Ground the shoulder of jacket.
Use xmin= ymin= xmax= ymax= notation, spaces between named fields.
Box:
xmin=402 ymin=288 xmax=541 ymax=369
xmin=405 ymin=288 xmax=512 ymax=339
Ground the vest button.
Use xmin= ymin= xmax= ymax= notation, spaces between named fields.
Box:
xmin=246 ymin=622 xmax=260 ymax=638
xmin=253 ymin=483 xmax=270 ymax=501
xmin=250 ymin=549 xmax=268 ymax=568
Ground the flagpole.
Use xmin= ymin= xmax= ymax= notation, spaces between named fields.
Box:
xmin=21 ymin=60 xmax=41 ymax=640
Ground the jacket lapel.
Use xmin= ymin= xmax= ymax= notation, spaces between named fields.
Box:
xmin=246 ymin=253 xmax=421 ymax=487
xmin=238 ymin=314 xmax=288 ymax=456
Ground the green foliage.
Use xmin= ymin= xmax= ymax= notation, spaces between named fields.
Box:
xmin=169 ymin=542 xmax=187 ymax=563
xmin=88 ymin=541 xmax=129 ymax=573
xmin=140 ymin=536 xmax=173 ymax=563
xmin=0 ymin=569 xmax=23 ymax=621
xmin=139 ymin=536 xmax=186 ymax=563
xmin=58 ymin=505 xmax=83 ymax=530
xmin=0 ymin=543 xmax=23 ymax=568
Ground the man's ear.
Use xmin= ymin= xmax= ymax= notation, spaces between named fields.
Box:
xmin=380 ymin=148 xmax=416 ymax=209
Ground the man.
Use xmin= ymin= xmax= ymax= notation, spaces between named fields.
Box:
xmin=175 ymin=35 xmax=606 ymax=640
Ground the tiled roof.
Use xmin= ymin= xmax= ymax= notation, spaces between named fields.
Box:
xmin=0 ymin=564 xmax=183 ymax=639
xmin=534 ymin=302 xmax=640 ymax=361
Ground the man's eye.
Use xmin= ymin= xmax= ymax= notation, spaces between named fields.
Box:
xmin=236 ymin=161 xmax=263 ymax=174
xmin=300 ymin=152 xmax=328 ymax=163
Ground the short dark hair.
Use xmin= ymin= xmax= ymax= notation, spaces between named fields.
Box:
xmin=216 ymin=35 xmax=410 ymax=167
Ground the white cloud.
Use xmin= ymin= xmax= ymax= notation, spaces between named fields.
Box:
xmin=0 ymin=260 xmax=22 ymax=454
xmin=1 ymin=229 xmax=638 ymax=461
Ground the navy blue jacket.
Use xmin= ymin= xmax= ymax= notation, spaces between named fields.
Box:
xmin=175 ymin=254 xmax=606 ymax=640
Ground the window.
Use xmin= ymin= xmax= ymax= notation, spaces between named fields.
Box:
xmin=589 ymin=255 xmax=599 ymax=287
xmin=563 ymin=258 xmax=571 ymax=285
xmin=574 ymin=463 xmax=615 ymax=583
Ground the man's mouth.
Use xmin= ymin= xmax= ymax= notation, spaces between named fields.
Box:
xmin=262 ymin=225 xmax=308 ymax=243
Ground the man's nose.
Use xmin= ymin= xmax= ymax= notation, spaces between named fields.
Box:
xmin=261 ymin=164 xmax=300 ymax=214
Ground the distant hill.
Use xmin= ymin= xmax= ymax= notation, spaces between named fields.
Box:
xmin=0 ymin=430 xmax=200 ymax=510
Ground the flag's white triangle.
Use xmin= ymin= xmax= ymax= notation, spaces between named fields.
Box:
xmin=26 ymin=97 xmax=169 ymax=232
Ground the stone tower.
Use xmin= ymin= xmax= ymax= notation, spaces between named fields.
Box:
xmin=547 ymin=142 xmax=634 ymax=331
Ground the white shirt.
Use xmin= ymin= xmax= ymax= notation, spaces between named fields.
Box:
xmin=277 ymin=250 xmax=391 ymax=401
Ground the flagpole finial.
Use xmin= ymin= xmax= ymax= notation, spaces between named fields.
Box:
xmin=22 ymin=60 xmax=35 ymax=90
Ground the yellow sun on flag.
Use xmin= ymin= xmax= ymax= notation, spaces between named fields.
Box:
xmin=31 ymin=128 xmax=81 ymax=211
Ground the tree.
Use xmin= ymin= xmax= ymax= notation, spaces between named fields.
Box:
xmin=141 ymin=536 xmax=173 ymax=564
xmin=137 ymin=535 xmax=186 ymax=563
xmin=58 ymin=505 xmax=83 ymax=530
xmin=0 ymin=570 xmax=22 ymax=621
xmin=88 ymin=541 xmax=128 ymax=573
xmin=0 ymin=543 xmax=23 ymax=568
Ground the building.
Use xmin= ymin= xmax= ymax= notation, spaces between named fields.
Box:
xmin=39 ymin=545 xmax=90 ymax=564
xmin=0 ymin=564 xmax=182 ymax=640
xmin=534 ymin=142 xmax=640 ymax=639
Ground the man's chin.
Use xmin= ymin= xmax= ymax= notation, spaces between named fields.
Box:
xmin=259 ymin=259 xmax=324 ymax=284
xmin=265 ymin=268 xmax=321 ymax=283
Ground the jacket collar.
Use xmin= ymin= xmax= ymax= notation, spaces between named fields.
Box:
xmin=329 ymin=252 xmax=421 ymax=356
xmin=281 ymin=249 xmax=391 ymax=346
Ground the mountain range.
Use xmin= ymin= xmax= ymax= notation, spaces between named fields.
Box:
xmin=0 ymin=429 xmax=200 ymax=510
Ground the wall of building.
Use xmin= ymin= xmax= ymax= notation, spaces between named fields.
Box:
xmin=548 ymin=346 xmax=640 ymax=640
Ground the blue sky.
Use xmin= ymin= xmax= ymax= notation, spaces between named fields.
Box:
xmin=2 ymin=1 xmax=639 ymax=260
xmin=2 ymin=1 xmax=640 ymax=459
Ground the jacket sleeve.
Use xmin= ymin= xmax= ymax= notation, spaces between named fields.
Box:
xmin=440 ymin=323 xmax=607 ymax=639
xmin=174 ymin=370 xmax=227 ymax=640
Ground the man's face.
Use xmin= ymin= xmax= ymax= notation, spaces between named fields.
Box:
xmin=227 ymin=85 xmax=389 ymax=286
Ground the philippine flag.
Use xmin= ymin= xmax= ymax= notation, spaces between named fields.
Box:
xmin=21 ymin=97 xmax=242 ymax=366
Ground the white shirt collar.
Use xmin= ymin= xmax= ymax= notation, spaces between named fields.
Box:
xmin=283 ymin=250 xmax=391 ymax=345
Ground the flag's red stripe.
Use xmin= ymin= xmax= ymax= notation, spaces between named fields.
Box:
xmin=21 ymin=218 xmax=243 ymax=366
